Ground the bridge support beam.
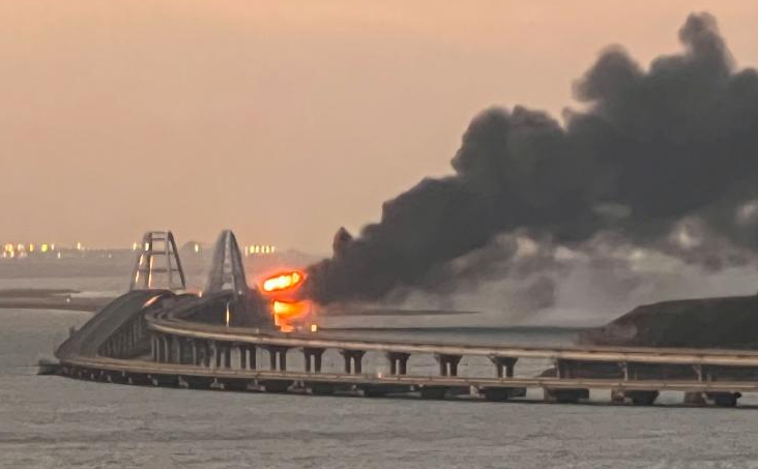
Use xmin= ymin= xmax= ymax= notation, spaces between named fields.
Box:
xmin=303 ymin=348 xmax=325 ymax=373
xmin=435 ymin=354 xmax=462 ymax=377
xmin=386 ymin=352 xmax=410 ymax=375
xmin=340 ymin=350 xmax=365 ymax=374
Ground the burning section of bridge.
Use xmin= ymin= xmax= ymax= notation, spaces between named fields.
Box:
xmin=261 ymin=270 xmax=315 ymax=333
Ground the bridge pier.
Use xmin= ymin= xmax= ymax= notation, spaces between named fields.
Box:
xmin=265 ymin=346 xmax=289 ymax=371
xmin=189 ymin=339 xmax=197 ymax=365
xmin=247 ymin=345 xmax=257 ymax=370
xmin=237 ymin=344 xmax=247 ymax=369
xmin=340 ymin=350 xmax=365 ymax=374
xmin=201 ymin=340 xmax=212 ymax=367
xmin=491 ymin=357 xmax=518 ymax=378
xmin=435 ymin=354 xmax=462 ymax=377
xmin=150 ymin=336 xmax=158 ymax=361
xmin=161 ymin=335 xmax=170 ymax=363
xmin=303 ymin=348 xmax=325 ymax=373
xmin=387 ymin=352 xmax=410 ymax=375
xmin=179 ymin=338 xmax=192 ymax=365
xmin=212 ymin=341 xmax=222 ymax=368
xmin=223 ymin=344 xmax=232 ymax=369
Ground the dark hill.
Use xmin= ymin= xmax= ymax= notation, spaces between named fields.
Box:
xmin=578 ymin=295 xmax=758 ymax=349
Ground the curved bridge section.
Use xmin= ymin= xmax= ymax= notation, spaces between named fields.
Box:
xmin=55 ymin=289 xmax=173 ymax=360
xmin=53 ymin=309 xmax=758 ymax=407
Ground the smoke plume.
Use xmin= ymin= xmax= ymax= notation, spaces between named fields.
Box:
xmin=307 ymin=13 xmax=758 ymax=308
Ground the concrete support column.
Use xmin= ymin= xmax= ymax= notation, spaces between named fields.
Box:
xmin=212 ymin=341 xmax=220 ymax=369
xmin=303 ymin=348 xmax=325 ymax=373
xmin=200 ymin=341 xmax=210 ymax=367
xmin=435 ymin=354 xmax=462 ymax=377
xmin=386 ymin=352 xmax=410 ymax=375
xmin=172 ymin=336 xmax=182 ymax=364
xmin=554 ymin=359 xmax=572 ymax=379
xmin=223 ymin=345 xmax=232 ymax=369
xmin=491 ymin=357 xmax=518 ymax=378
xmin=154 ymin=336 xmax=161 ymax=362
xmin=693 ymin=364 xmax=704 ymax=382
xmin=340 ymin=350 xmax=366 ymax=374
xmin=178 ymin=339 xmax=187 ymax=364
xmin=238 ymin=345 xmax=248 ymax=369
xmin=162 ymin=335 xmax=170 ymax=363
xmin=265 ymin=346 xmax=289 ymax=371
xmin=247 ymin=346 xmax=257 ymax=370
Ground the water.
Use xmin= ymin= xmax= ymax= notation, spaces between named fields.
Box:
xmin=2 ymin=278 xmax=758 ymax=467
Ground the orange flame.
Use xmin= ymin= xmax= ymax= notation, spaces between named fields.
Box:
xmin=261 ymin=270 xmax=313 ymax=333
xmin=262 ymin=271 xmax=304 ymax=293
xmin=272 ymin=300 xmax=312 ymax=332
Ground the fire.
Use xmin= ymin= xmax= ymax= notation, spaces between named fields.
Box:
xmin=272 ymin=300 xmax=312 ymax=332
xmin=262 ymin=271 xmax=304 ymax=293
xmin=261 ymin=270 xmax=315 ymax=333
xmin=273 ymin=300 xmax=311 ymax=319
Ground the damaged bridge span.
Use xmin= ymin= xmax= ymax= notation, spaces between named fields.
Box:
xmin=50 ymin=230 xmax=758 ymax=407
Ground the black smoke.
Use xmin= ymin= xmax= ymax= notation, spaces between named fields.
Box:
xmin=307 ymin=13 xmax=758 ymax=306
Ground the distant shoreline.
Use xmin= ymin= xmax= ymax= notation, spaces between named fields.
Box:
xmin=0 ymin=288 xmax=108 ymax=312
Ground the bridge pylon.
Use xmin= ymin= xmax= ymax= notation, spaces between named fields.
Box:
xmin=204 ymin=230 xmax=250 ymax=298
xmin=130 ymin=231 xmax=186 ymax=291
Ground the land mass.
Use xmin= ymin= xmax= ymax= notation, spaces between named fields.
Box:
xmin=579 ymin=295 xmax=758 ymax=350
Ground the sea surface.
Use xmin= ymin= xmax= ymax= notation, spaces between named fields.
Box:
xmin=2 ymin=276 xmax=758 ymax=468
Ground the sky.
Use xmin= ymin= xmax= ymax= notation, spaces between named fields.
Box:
xmin=1 ymin=1 xmax=757 ymax=254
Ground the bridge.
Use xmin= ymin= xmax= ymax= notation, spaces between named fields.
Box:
xmin=51 ymin=230 xmax=758 ymax=407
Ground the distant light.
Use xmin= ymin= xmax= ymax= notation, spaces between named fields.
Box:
xmin=28 ymin=244 xmax=35 ymax=252
xmin=41 ymin=244 xmax=49 ymax=253
xmin=16 ymin=244 xmax=23 ymax=252
xmin=50 ymin=244 xmax=56 ymax=251
xmin=194 ymin=243 xmax=200 ymax=254
xmin=271 ymin=246 xmax=276 ymax=253
xmin=76 ymin=242 xmax=83 ymax=251
xmin=132 ymin=242 xmax=139 ymax=251
xmin=310 ymin=324 xmax=318 ymax=333
xmin=57 ymin=252 xmax=61 ymax=259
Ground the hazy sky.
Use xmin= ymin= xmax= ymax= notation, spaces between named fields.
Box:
xmin=2 ymin=1 xmax=757 ymax=253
